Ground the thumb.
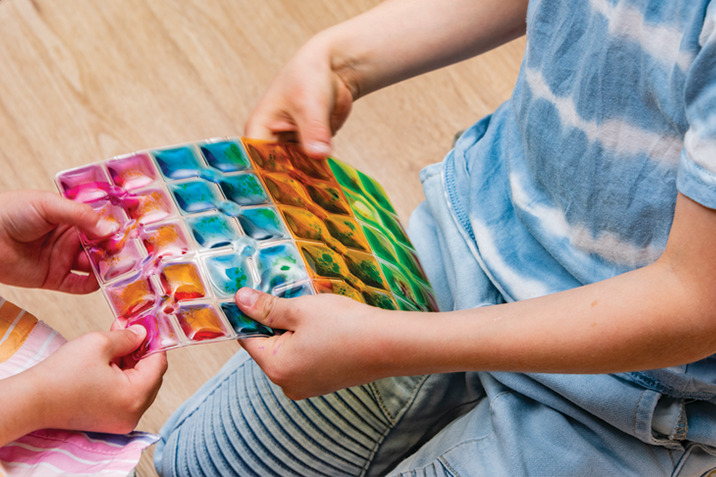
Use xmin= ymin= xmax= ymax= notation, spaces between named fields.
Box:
xmin=292 ymin=87 xmax=334 ymax=159
xmin=297 ymin=122 xmax=332 ymax=159
xmin=235 ymin=287 xmax=293 ymax=330
xmin=106 ymin=325 xmax=147 ymax=359
xmin=37 ymin=193 xmax=118 ymax=239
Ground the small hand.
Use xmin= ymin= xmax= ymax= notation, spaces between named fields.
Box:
xmin=244 ymin=36 xmax=355 ymax=158
xmin=236 ymin=287 xmax=392 ymax=400
xmin=0 ymin=190 xmax=116 ymax=293
xmin=28 ymin=326 xmax=167 ymax=434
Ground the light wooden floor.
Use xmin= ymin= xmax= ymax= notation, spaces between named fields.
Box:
xmin=0 ymin=1 xmax=524 ymax=474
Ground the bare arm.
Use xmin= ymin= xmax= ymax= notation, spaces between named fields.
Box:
xmin=245 ymin=0 xmax=528 ymax=157
xmin=238 ymin=193 xmax=716 ymax=399
xmin=318 ymin=0 xmax=529 ymax=98
xmin=423 ymin=192 xmax=716 ymax=375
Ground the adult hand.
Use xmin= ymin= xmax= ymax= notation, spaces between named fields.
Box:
xmin=0 ymin=190 xmax=116 ymax=293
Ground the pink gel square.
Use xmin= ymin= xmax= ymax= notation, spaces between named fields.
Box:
xmin=127 ymin=311 xmax=180 ymax=358
xmin=57 ymin=165 xmax=111 ymax=203
xmin=126 ymin=188 xmax=175 ymax=225
xmin=107 ymin=153 xmax=157 ymax=190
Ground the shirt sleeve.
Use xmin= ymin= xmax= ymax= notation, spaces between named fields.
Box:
xmin=678 ymin=4 xmax=716 ymax=210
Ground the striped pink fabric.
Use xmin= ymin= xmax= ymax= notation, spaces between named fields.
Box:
xmin=0 ymin=298 xmax=158 ymax=476
xmin=0 ymin=430 xmax=157 ymax=476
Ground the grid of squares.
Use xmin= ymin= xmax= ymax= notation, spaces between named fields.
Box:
xmin=55 ymin=138 xmax=436 ymax=357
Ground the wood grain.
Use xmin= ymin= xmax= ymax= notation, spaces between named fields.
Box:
xmin=0 ymin=1 xmax=524 ymax=474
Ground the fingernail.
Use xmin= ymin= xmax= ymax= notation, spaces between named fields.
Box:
xmin=236 ymin=287 xmax=259 ymax=307
xmin=128 ymin=325 xmax=147 ymax=338
xmin=96 ymin=218 xmax=119 ymax=236
xmin=306 ymin=141 xmax=331 ymax=157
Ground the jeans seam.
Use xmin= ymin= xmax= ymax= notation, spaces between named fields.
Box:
xmin=368 ymin=381 xmax=396 ymax=426
xmin=667 ymin=448 xmax=677 ymax=469
xmin=675 ymin=400 xmax=688 ymax=441
xmin=633 ymin=388 xmax=647 ymax=438
xmin=627 ymin=371 xmax=716 ymax=401
xmin=439 ymin=455 xmax=460 ymax=477
xmin=369 ymin=375 xmax=430 ymax=425
xmin=363 ymin=375 xmax=431 ymax=476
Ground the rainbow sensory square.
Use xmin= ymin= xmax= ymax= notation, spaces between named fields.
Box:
xmin=55 ymin=138 xmax=437 ymax=357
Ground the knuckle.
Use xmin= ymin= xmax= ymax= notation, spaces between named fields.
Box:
xmin=82 ymin=331 xmax=112 ymax=349
xmin=261 ymin=294 xmax=283 ymax=321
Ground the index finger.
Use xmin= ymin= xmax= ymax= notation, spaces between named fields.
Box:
xmin=128 ymin=351 xmax=168 ymax=387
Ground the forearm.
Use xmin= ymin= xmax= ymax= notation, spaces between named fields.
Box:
xmin=375 ymin=194 xmax=716 ymax=376
xmin=410 ymin=267 xmax=708 ymax=374
xmin=0 ymin=371 xmax=44 ymax=446
xmin=311 ymin=0 xmax=528 ymax=98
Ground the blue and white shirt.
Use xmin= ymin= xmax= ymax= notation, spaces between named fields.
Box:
xmin=440 ymin=1 xmax=716 ymax=399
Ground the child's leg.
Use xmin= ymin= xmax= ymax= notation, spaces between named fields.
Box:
xmin=154 ymin=350 xmax=483 ymax=476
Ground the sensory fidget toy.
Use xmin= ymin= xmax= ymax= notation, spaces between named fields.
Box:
xmin=55 ymin=138 xmax=437 ymax=357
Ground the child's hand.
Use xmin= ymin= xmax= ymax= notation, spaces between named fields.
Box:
xmin=24 ymin=326 xmax=167 ymax=436
xmin=244 ymin=36 xmax=355 ymax=159
xmin=0 ymin=190 xmax=116 ymax=294
xmin=236 ymin=287 xmax=399 ymax=400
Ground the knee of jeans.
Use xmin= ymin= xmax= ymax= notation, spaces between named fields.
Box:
xmin=154 ymin=420 xmax=207 ymax=477
xmin=153 ymin=400 xmax=208 ymax=475
xmin=153 ymin=429 xmax=177 ymax=476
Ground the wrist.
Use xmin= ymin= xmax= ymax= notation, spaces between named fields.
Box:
xmin=0 ymin=370 xmax=46 ymax=446
xmin=362 ymin=310 xmax=450 ymax=377
xmin=308 ymin=23 xmax=377 ymax=101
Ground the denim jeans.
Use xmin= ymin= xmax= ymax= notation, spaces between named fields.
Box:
xmin=154 ymin=351 xmax=716 ymax=476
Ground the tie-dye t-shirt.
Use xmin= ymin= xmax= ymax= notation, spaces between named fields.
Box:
xmin=442 ymin=1 xmax=716 ymax=397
